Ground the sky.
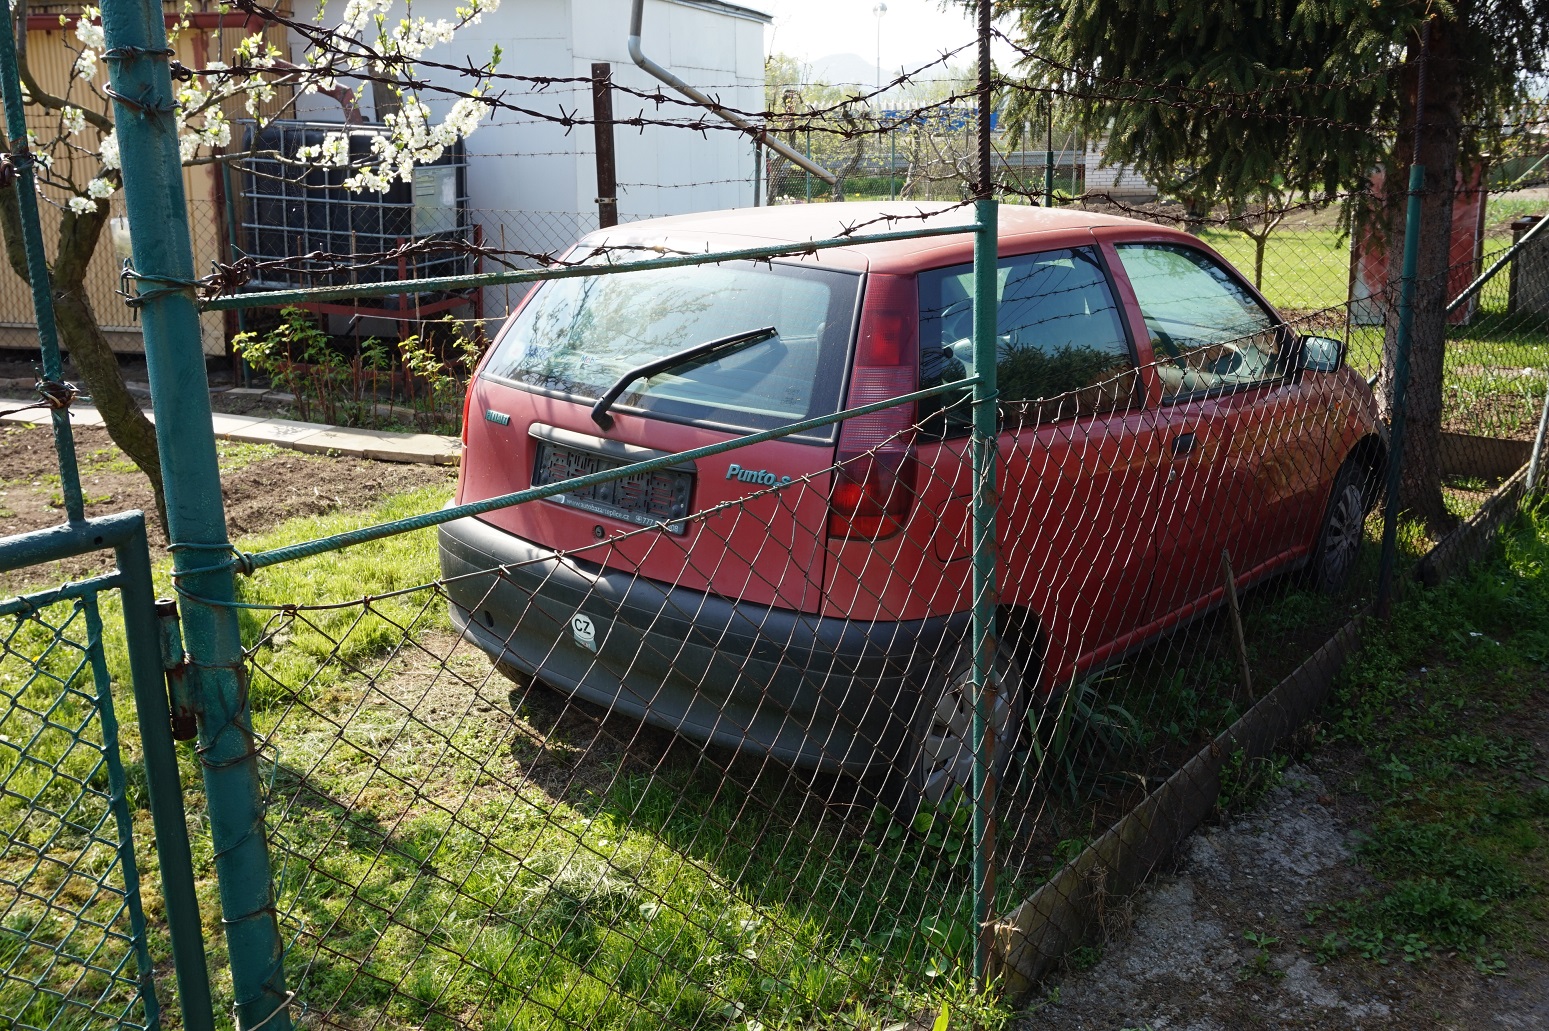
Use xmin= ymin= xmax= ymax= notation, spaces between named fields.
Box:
xmin=754 ymin=0 xmax=1015 ymax=81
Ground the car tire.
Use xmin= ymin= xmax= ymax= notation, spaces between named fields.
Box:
xmin=1311 ymin=459 xmax=1373 ymax=594
xmin=877 ymin=638 xmax=1028 ymax=820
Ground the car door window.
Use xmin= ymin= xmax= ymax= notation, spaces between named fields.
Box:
xmin=1115 ymin=242 xmax=1288 ymax=399
xmin=918 ymin=247 xmax=1139 ymax=437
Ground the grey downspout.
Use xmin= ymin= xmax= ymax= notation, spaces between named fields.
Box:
xmin=627 ymin=0 xmax=838 ymax=192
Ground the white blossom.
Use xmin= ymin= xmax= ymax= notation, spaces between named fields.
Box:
xmin=61 ymin=106 xmax=86 ymax=135
xmin=99 ymin=131 xmax=120 ymax=171
xmin=176 ymin=85 xmax=209 ymax=112
xmin=67 ymin=195 xmax=99 ymax=215
xmin=343 ymin=95 xmax=486 ymax=192
xmin=85 ymin=177 xmax=115 ymax=199
xmin=296 ymin=132 xmax=352 ymax=167
xmin=74 ymin=8 xmax=105 ymax=51
xmin=73 ymin=48 xmax=97 ymax=80
xmin=340 ymin=0 xmax=392 ymax=37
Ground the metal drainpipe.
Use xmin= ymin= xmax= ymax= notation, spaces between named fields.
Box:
xmin=627 ymin=0 xmax=837 ymax=190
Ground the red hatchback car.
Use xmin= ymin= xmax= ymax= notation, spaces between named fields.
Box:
xmin=439 ymin=203 xmax=1384 ymax=806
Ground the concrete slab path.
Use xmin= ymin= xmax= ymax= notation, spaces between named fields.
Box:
xmin=0 ymin=397 xmax=461 ymax=466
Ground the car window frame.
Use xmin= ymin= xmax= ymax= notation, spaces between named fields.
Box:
xmin=915 ymin=241 xmax=1145 ymax=440
xmin=1104 ymin=235 xmax=1295 ymax=407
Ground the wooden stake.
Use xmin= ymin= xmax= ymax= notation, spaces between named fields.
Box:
xmin=1222 ymin=549 xmax=1253 ymax=703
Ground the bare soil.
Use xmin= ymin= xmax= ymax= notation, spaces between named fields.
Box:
xmin=0 ymin=422 xmax=454 ymax=590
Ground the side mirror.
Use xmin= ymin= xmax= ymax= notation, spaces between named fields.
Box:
xmin=1299 ymin=334 xmax=1345 ymax=373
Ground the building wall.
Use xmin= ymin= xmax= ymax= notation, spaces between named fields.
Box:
xmin=1083 ymin=147 xmax=1157 ymax=202
xmin=0 ymin=5 xmax=293 ymax=355
xmin=292 ymin=0 xmax=765 ymax=269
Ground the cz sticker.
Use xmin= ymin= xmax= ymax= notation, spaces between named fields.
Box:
xmin=570 ymin=613 xmax=598 ymax=653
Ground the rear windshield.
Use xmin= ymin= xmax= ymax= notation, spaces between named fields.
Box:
xmin=483 ymin=258 xmax=861 ymax=436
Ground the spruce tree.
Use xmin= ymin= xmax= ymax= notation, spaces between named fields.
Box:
xmin=1000 ymin=0 xmax=1549 ymax=528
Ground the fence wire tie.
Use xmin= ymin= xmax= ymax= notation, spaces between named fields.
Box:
xmin=102 ymin=45 xmax=177 ymax=61
xmin=0 ymin=380 xmax=79 ymax=418
xmin=119 ymin=261 xmax=199 ymax=310
xmin=234 ymin=989 xmax=296 ymax=1031
xmin=167 ymin=541 xmax=250 ymax=579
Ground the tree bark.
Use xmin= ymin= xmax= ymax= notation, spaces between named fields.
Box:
xmin=0 ymin=166 xmax=168 ymax=531
xmin=1378 ymin=17 xmax=1461 ymax=535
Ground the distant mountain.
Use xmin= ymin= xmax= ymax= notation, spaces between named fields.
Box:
xmin=810 ymin=52 xmax=883 ymax=91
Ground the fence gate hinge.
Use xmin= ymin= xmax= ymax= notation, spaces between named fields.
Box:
xmin=155 ymin=598 xmax=200 ymax=740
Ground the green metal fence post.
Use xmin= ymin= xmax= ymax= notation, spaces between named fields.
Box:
xmin=117 ymin=521 xmax=216 ymax=1031
xmin=100 ymin=1 xmax=293 ymax=1028
xmin=0 ymin=0 xmax=85 ymax=522
xmin=1376 ymin=162 xmax=1426 ymax=618
xmin=970 ymin=0 xmax=999 ymax=987
xmin=79 ymin=593 xmax=161 ymax=1030
xmin=970 ymin=192 xmax=999 ymax=985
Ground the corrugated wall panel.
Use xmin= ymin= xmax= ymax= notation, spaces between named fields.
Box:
xmin=2 ymin=6 xmax=293 ymax=356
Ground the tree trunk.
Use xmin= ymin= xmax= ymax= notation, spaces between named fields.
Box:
xmin=0 ymin=180 xmax=168 ymax=532
xmin=1378 ymin=17 xmax=1461 ymax=535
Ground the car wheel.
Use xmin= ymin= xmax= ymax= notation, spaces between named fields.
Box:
xmin=1312 ymin=461 xmax=1371 ymax=593
xmin=892 ymin=639 xmax=1027 ymax=817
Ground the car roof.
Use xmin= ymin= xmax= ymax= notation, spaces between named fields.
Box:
xmin=575 ymin=202 xmax=1179 ymax=274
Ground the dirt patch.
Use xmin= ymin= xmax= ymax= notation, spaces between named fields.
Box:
xmin=0 ymin=422 xmax=453 ymax=590
xmin=1014 ymin=764 xmax=1549 ymax=1031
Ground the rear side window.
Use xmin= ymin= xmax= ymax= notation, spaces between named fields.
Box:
xmin=918 ymin=246 xmax=1138 ymax=435
xmin=483 ymin=259 xmax=860 ymax=436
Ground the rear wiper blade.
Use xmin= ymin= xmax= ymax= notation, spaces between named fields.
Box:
xmin=590 ymin=326 xmax=778 ymax=428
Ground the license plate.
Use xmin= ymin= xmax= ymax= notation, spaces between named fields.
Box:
xmin=532 ymin=440 xmax=694 ymax=533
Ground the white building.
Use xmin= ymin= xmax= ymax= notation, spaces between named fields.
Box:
xmin=293 ymin=0 xmax=769 ymax=263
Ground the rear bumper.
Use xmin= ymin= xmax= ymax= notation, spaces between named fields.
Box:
xmin=437 ymin=513 xmax=966 ymax=773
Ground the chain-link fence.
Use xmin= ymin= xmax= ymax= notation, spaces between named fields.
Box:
xmin=4 ymin=3 xmax=1548 ymax=1024
xmin=0 ymin=593 xmax=154 ymax=1031
xmin=6 ymin=171 xmax=1545 ymax=1031
xmin=140 ymin=191 xmax=1537 ymax=1028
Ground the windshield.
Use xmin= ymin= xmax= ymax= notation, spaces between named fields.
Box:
xmin=483 ymin=259 xmax=861 ymax=436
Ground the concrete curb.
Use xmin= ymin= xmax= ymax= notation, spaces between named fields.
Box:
xmin=0 ymin=398 xmax=461 ymax=466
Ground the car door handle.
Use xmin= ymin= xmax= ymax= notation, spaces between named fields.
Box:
xmin=1171 ymin=432 xmax=1197 ymax=458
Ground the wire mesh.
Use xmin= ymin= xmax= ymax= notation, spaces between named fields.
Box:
xmin=191 ymin=194 xmax=1548 ymax=1027
xmin=0 ymin=592 xmax=156 ymax=1031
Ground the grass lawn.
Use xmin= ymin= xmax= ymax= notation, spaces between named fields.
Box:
xmin=1 ymin=485 xmax=1016 ymax=1031
xmin=1197 ymin=227 xmax=1352 ymax=312
xmin=1309 ymin=505 xmax=1549 ymax=967
xmin=230 ymin=497 xmax=1020 ymax=1030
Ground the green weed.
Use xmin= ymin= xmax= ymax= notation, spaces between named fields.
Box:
xmin=1321 ymin=507 xmax=1549 ymax=966
xmin=1023 ymin=674 xmax=1143 ymax=805
xmin=1217 ymin=750 xmax=1288 ymax=817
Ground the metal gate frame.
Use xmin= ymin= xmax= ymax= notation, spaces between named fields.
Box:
xmin=0 ymin=0 xmax=212 ymax=1023
xmin=1 ymin=514 xmax=213 ymax=1031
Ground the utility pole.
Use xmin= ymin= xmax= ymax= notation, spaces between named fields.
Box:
xmin=1045 ymin=94 xmax=1055 ymax=206
xmin=592 ymin=63 xmax=619 ymax=228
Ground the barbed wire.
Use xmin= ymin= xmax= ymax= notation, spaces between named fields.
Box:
xmin=180 ymin=202 xmax=975 ymax=297
xmin=990 ymin=27 xmax=1399 ymax=106
xmin=180 ymin=0 xmax=1424 ymax=143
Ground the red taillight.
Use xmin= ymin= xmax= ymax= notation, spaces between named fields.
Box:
xmin=456 ymin=380 xmax=477 ymax=500
xmin=829 ymin=275 xmax=918 ymax=540
xmin=460 ymin=379 xmax=476 ymax=445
